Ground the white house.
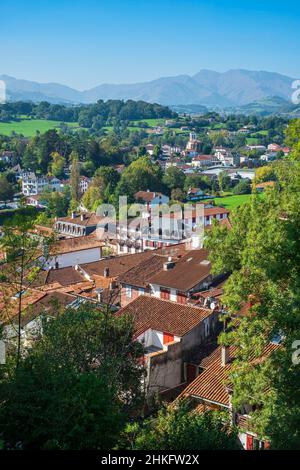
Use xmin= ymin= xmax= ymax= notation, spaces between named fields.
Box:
xmin=134 ymin=191 xmax=169 ymax=211
xmin=43 ymin=236 xmax=104 ymax=269
xmin=191 ymin=155 xmax=219 ymax=168
xmin=21 ymin=173 xmax=63 ymax=196
xmin=117 ymin=295 xmax=219 ymax=395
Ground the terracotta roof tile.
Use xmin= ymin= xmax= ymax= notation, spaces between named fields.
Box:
xmin=51 ymin=235 xmax=104 ymax=255
xmin=56 ymin=212 xmax=103 ymax=227
xmin=117 ymin=295 xmax=213 ymax=337
xmin=179 ymin=343 xmax=280 ymax=407
xmin=80 ymin=251 xmax=153 ymax=278
xmin=118 ymin=255 xmax=166 ymax=288
xmin=148 ymin=249 xmax=211 ymax=292
xmin=134 ymin=191 xmax=164 ymax=203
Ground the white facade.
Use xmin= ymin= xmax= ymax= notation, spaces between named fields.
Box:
xmin=79 ymin=177 xmax=91 ymax=194
xmin=22 ymin=173 xmax=63 ymax=196
xmin=44 ymin=246 xmax=102 ymax=269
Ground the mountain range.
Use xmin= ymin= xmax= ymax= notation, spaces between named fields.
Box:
xmin=0 ymin=69 xmax=296 ymax=108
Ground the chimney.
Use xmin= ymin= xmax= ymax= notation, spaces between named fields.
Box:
xmin=221 ymin=346 xmax=230 ymax=367
xmin=71 ymin=211 xmax=76 ymax=219
xmin=163 ymin=260 xmax=175 ymax=271
xmin=104 ymin=267 xmax=110 ymax=278
xmin=80 ymin=214 xmax=85 ymax=221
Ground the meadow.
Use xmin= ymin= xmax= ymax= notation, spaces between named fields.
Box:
xmin=0 ymin=119 xmax=79 ymax=137
xmin=212 ymin=193 xmax=255 ymax=210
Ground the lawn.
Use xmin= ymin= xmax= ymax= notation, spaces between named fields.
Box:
xmin=133 ymin=118 xmax=165 ymax=127
xmin=212 ymin=194 xmax=254 ymax=210
xmin=0 ymin=119 xmax=79 ymax=137
xmin=246 ymin=137 xmax=260 ymax=145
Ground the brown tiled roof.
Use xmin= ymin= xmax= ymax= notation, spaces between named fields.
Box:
xmin=255 ymin=181 xmax=276 ymax=189
xmin=219 ymin=217 xmax=232 ymax=229
xmin=194 ymin=284 xmax=225 ymax=301
xmin=56 ymin=212 xmax=103 ymax=227
xmin=134 ymin=191 xmax=163 ymax=202
xmin=46 ymin=267 xmax=85 ymax=286
xmin=18 ymin=291 xmax=75 ymax=327
xmin=179 ymin=343 xmax=280 ymax=407
xmin=204 ymin=207 xmax=230 ymax=216
xmin=51 ymin=235 xmax=103 ymax=255
xmin=1 ymin=288 xmax=75 ymax=326
xmin=158 ymin=205 xmax=229 ymax=219
xmin=118 ymin=255 xmax=166 ymax=288
xmin=148 ymin=249 xmax=211 ymax=292
xmin=117 ymin=295 xmax=212 ymax=337
xmin=193 ymin=155 xmax=216 ymax=161
xmin=80 ymin=251 xmax=153 ymax=278
xmin=179 ymin=346 xmax=234 ymax=407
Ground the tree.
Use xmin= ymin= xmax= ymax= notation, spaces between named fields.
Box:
xmin=254 ymin=165 xmax=276 ymax=184
xmin=94 ymin=166 xmax=120 ymax=201
xmin=285 ymin=118 xmax=300 ymax=160
xmin=81 ymin=185 xmax=102 ymax=211
xmin=69 ymin=151 xmax=80 ymax=207
xmin=0 ymin=305 xmax=144 ymax=449
xmin=126 ymin=401 xmax=240 ymax=450
xmin=40 ymin=187 xmax=70 ymax=218
xmin=49 ymin=151 xmax=65 ymax=177
xmin=162 ymin=167 xmax=185 ymax=193
xmin=115 ymin=157 xmax=163 ymax=202
xmin=205 ymin=156 xmax=300 ymax=449
xmin=184 ymin=174 xmax=211 ymax=192
xmin=152 ymin=144 xmax=162 ymax=160
xmin=232 ymin=179 xmax=251 ymax=195
xmin=0 ymin=214 xmax=53 ymax=365
xmin=0 ymin=174 xmax=14 ymax=203
xmin=170 ymin=188 xmax=185 ymax=202
xmin=218 ymin=171 xmax=231 ymax=193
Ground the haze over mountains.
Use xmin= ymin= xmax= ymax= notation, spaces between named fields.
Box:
xmin=0 ymin=69 xmax=295 ymax=108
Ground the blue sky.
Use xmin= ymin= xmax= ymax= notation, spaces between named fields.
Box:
xmin=1 ymin=0 xmax=299 ymax=89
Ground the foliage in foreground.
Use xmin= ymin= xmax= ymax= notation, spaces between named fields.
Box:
xmin=0 ymin=305 xmax=144 ymax=449
xmin=122 ymin=401 xmax=240 ymax=450
xmin=206 ymin=156 xmax=300 ymax=449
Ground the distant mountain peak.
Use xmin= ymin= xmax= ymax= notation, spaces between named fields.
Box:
xmin=0 ymin=69 xmax=295 ymax=107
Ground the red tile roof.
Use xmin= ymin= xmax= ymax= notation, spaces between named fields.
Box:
xmin=179 ymin=343 xmax=280 ymax=407
xmin=51 ymin=235 xmax=104 ymax=255
xmin=80 ymin=251 xmax=153 ymax=278
xmin=148 ymin=249 xmax=211 ymax=292
xmin=56 ymin=212 xmax=103 ymax=227
xmin=117 ymin=295 xmax=213 ymax=338
xmin=118 ymin=255 xmax=166 ymax=288
xmin=134 ymin=191 xmax=164 ymax=203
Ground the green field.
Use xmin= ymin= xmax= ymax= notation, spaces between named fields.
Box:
xmin=133 ymin=118 xmax=165 ymax=126
xmin=0 ymin=119 xmax=79 ymax=137
xmin=246 ymin=137 xmax=260 ymax=145
xmin=212 ymin=194 xmax=254 ymax=210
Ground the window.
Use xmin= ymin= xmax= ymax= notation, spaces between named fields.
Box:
xmin=177 ymin=292 xmax=187 ymax=304
xmin=163 ymin=332 xmax=174 ymax=344
xmin=125 ymin=286 xmax=132 ymax=299
xmin=160 ymin=288 xmax=170 ymax=300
